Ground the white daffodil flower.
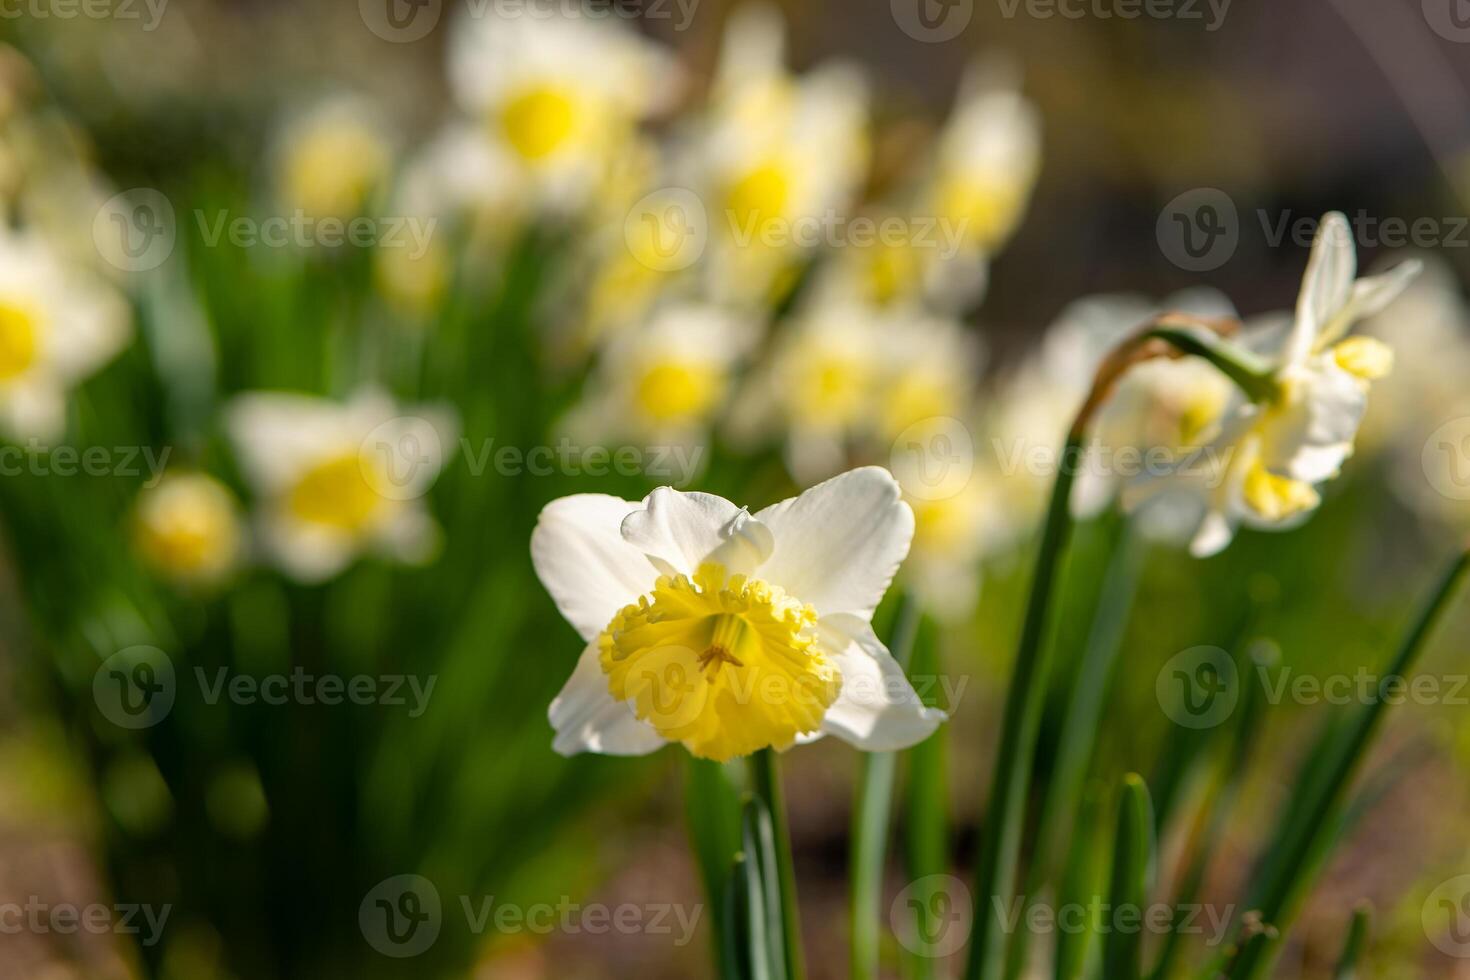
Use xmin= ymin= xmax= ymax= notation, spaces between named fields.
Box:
xmin=133 ymin=472 xmax=245 ymax=586
xmin=1127 ymin=212 xmax=1420 ymax=557
xmin=0 ymin=227 xmax=130 ymax=441
xmin=274 ymin=95 xmax=393 ymax=221
xmin=226 ymin=389 xmax=456 ymax=583
xmin=900 ymin=476 xmax=1006 ymax=621
xmin=688 ymin=4 xmax=869 ymax=302
xmin=920 ymin=66 xmax=1041 ymax=260
xmin=448 ymin=0 xmax=677 ymax=211
xmin=533 ymin=466 xmax=945 ymax=761
xmin=563 ymin=302 xmax=757 ymax=457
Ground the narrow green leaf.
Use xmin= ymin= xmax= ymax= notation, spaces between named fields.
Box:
xmin=1053 ymin=786 xmax=1108 ymax=980
xmin=1103 ymin=775 xmax=1156 ymax=980
xmin=1224 ymin=547 xmax=1470 ymax=980
xmin=1006 ymin=515 xmax=1143 ymax=980
xmin=751 ymin=749 xmax=804 ymax=980
xmin=963 ymin=433 xmax=1085 ymax=980
xmin=1149 ymin=641 xmax=1276 ymax=980
xmin=902 ymin=616 xmax=948 ymax=980
xmin=1331 ymin=903 xmax=1371 ymax=980
xmin=850 ymin=595 xmax=922 ymax=980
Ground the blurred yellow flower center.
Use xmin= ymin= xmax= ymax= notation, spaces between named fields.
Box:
xmin=1242 ymin=461 xmax=1320 ymax=521
xmin=135 ymin=477 xmax=240 ymax=581
xmin=881 ymin=372 xmax=955 ymax=437
xmin=599 ymin=562 xmax=840 ymax=762
xmin=0 ymin=300 xmax=40 ymax=382
xmin=501 ymin=85 xmax=579 ymax=161
xmin=287 ymin=451 xmax=387 ymax=531
xmin=1331 ymin=336 xmax=1393 ymax=380
xmin=935 ymin=175 xmax=1022 ymax=251
xmin=282 ymin=119 xmax=387 ymax=218
xmin=865 ymin=240 xmax=920 ymax=305
xmin=725 ymin=160 xmax=791 ymax=236
xmin=635 ymin=360 xmax=722 ymax=423
xmin=792 ymin=353 xmax=871 ymax=427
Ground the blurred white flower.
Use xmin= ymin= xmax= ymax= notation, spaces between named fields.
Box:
xmin=900 ymin=474 xmax=1006 ymax=620
xmin=226 ymin=389 xmax=455 ymax=583
xmin=448 ymin=0 xmax=678 ymax=212
xmin=1128 ymin=213 xmax=1419 ymax=556
xmin=274 ymin=95 xmax=393 ymax=221
xmin=0 ymin=227 xmax=130 ymax=441
xmin=687 ymin=4 xmax=869 ymax=302
xmin=920 ymin=66 xmax=1041 ymax=261
xmin=133 ymin=472 xmax=244 ymax=586
xmin=532 ymin=466 xmax=943 ymax=761
xmin=564 ymin=302 xmax=758 ymax=457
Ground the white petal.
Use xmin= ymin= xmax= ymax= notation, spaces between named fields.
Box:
xmin=1258 ymin=363 xmax=1365 ymax=483
xmin=374 ymin=508 xmax=441 ymax=566
xmin=261 ymin=513 xmax=359 ymax=583
xmin=531 ymin=494 xmax=657 ymax=642
xmin=1320 ymin=259 xmax=1422 ymax=344
xmin=1287 ymin=212 xmax=1355 ymax=365
xmin=0 ymin=377 xmax=65 ymax=442
xmin=226 ymin=392 xmax=354 ymax=493
xmin=1188 ymin=509 xmax=1236 ymax=558
xmin=754 ymin=467 xmax=914 ymax=619
xmin=816 ymin=614 xmax=945 ymax=751
xmin=619 ymin=486 xmax=744 ymax=577
xmin=549 ymin=640 xmax=667 ymax=757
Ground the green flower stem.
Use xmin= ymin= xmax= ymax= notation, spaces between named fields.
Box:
xmin=1143 ymin=322 xmax=1279 ymax=403
xmin=1004 ymin=515 xmax=1143 ymax=980
xmin=751 ymin=748 xmax=805 ymax=980
xmin=687 ymin=757 xmax=745 ymax=979
xmin=1223 ymin=546 xmax=1470 ymax=980
xmin=849 ymin=594 xmax=922 ymax=980
xmin=962 ymin=429 xmax=1085 ymax=980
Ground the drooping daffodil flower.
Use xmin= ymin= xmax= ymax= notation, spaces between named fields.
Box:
xmin=1127 ymin=212 xmax=1420 ymax=556
xmin=532 ymin=467 xmax=946 ymax=762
